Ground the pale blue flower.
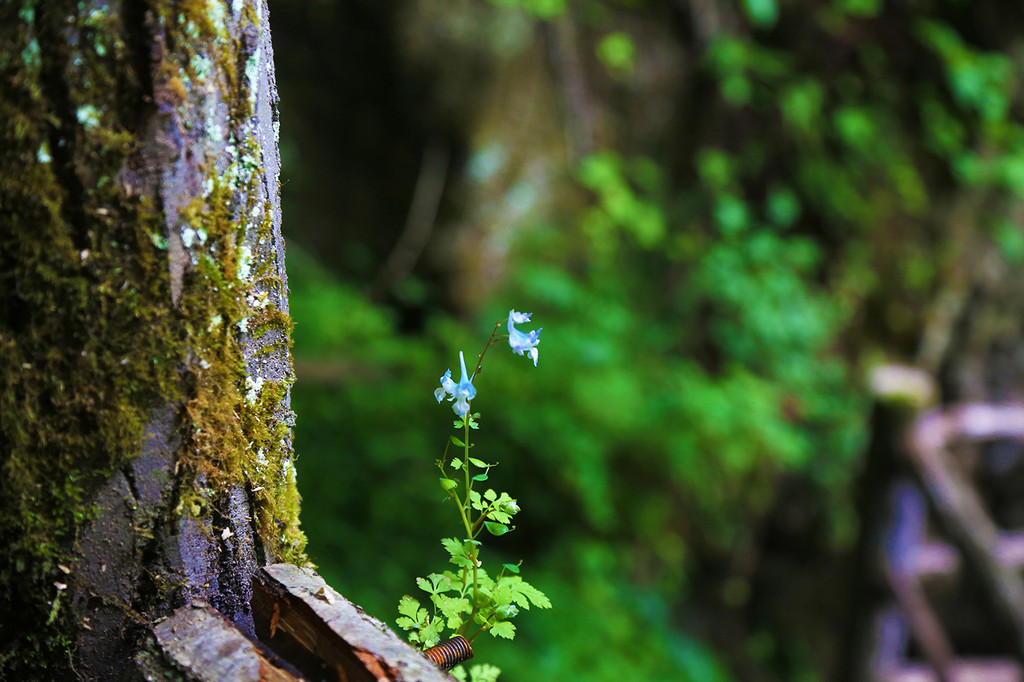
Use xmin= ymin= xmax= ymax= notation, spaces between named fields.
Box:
xmin=434 ymin=350 xmax=477 ymax=416
xmin=507 ymin=310 xmax=542 ymax=366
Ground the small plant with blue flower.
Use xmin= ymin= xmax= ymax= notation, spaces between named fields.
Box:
xmin=397 ymin=310 xmax=551 ymax=681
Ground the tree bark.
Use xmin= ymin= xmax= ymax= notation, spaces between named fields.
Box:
xmin=0 ymin=1 xmax=302 ymax=678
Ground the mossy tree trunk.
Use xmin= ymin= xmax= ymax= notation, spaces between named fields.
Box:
xmin=0 ymin=1 xmax=304 ymax=678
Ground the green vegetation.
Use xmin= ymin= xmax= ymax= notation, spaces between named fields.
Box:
xmin=396 ymin=320 xmax=551 ymax=680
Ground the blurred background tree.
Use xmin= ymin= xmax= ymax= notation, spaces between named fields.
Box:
xmin=267 ymin=1 xmax=1024 ymax=679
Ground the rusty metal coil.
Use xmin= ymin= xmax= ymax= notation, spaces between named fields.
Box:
xmin=424 ymin=635 xmax=473 ymax=669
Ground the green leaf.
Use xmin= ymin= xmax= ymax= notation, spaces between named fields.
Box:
xmin=741 ymin=0 xmax=778 ymax=27
xmin=472 ymin=473 xmax=489 ymax=482
xmin=421 ymin=573 xmax=452 ymax=595
xmin=502 ymin=562 xmax=520 ymax=575
xmin=834 ymin=0 xmax=881 ymax=17
xmin=495 ymin=492 xmax=518 ymax=516
xmin=489 ymin=621 xmax=516 ymax=640
xmin=766 ymin=185 xmax=800 ymax=227
xmin=714 ymin=193 xmax=750 ymax=236
xmin=468 ymin=664 xmax=502 ymax=682
xmin=440 ymin=478 xmax=458 ymax=491
xmin=833 ymin=106 xmax=877 ymax=152
xmin=442 ymin=538 xmax=478 ymax=569
xmin=484 ymin=521 xmax=510 ymax=536
xmin=450 ymin=458 xmax=463 ymax=470
xmin=419 ymin=620 xmax=444 ymax=649
xmin=510 ymin=578 xmax=552 ymax=609
xmin=433 ymin=594 xmax=471 ymax=629
xmin=495 ymin=603 xmax=519 ymax=619
xmin=398 ymin=596 xmax=423 ymax=621
xmin=397 ymin=594 xmax=432 ymax=637
xmin=475 ymin=568 xmax=495 ymax=593
xmin=995 ymin=217 xmax=1024 ymax=263
xmin=483 ymin=489 xmax=498 ymax=502
xmin=697 ymin=148 xmax=734 ymax=189
xmin=468 ymin=457 xmax=490 ymax=469
xmin=441 ymin=537 xmax=464 ymax=556
xmin=780 ymin=80 xmax=824 ymax=136
xmin=596 ymin=32 xmax=636 ymax=73
xmin=488 ymin=511 xmax=511 ymax=525
xmin=721 ymin=73 xmax=751 ymax=104
xmin=522 ymin=0 xmax=567 ymax=20
xmin=450 ymin=435 xmax=467 ymax=448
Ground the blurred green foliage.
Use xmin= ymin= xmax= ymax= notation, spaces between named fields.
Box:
xmin=288 ymin=153 xmax=861 ymax=678
xmin=280 ymin=0 xmax=1024 ymax=679
xmin=595 ymin=31 xmax=637 ymax=74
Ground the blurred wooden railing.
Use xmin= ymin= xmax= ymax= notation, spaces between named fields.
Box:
xmin=848 ymin=366 xmax=1024 ymax=682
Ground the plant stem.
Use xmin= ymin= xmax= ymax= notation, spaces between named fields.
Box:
xmin=468 ymin=623 xmax=487 ymax=643
xmin=461 ymin=417 xmax=473 ymax=536
xmin=470 ymin=320 xmax=506 ymax=382
xmin=465 ymin=563 xmax=510 ymax=643
xmin=461 ymin=414 xmax=482 ymax=634
xmin=453 ymin=325 xmax=507 ymax=638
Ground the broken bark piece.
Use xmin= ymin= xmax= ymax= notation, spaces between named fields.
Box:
xmin=253 ymin=563 xmax=456 ymax=682
xmin=135 ymin=601 xmax=302 ymax=681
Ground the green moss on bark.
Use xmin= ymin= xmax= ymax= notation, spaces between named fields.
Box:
xmin=0 ymin=1 xmax=303 ymax=675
